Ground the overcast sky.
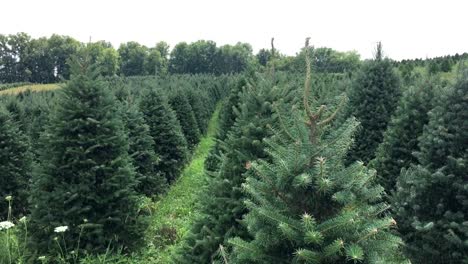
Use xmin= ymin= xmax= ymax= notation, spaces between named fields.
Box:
xmin=2 ymin=0 xmax=467 ymax=60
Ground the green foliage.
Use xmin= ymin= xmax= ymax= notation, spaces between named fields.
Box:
xmin=120 ymin=98 xmax=167 ymax=197
xmin=28 ymin=62 xmax=146 ymax=257
xmin=370 ymin=78 xmax=437 ymax=191
xmin=169 ymin=91 xmax=201 ymax=148
xmin=346 ymin=43 xmax=401 ymax=164
xmin=175 ymin=74 xmax=299 ymax=263
xmin=227 ymin=59 xmax=406 ymax=263
xmin=140 ymin=88 xmax=188 ymax=183
xmin=393 ymin=71 xmax=468 ymax=263
xmin=118 ymin=42 xmax=148 ymax=76
xmin=0 ymin=108 xmax=32 ymax=218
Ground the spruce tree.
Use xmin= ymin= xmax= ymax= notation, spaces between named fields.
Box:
xmin=228 ymin=39 xmax=406 ymax=264
xmin=186 ymin=88 xmax=210 ymax=135
xmin=393 ymin=71 xmax=468 ymax=263
xmin=121 ymin=99 xmax=167 ymax=197
xmin=169 ymin=91 xmax=201 ymax=148
xmin=0 ymin=108 xmax=32 ymax=218
xmin=204 ymin=77 xmax=246 ymax=172
xmin=370 ymin=78 xmax=437 ymax=191
xmin=140 ymin=88 xmax=188 ymax=183
xmin=175 ymin=73 xmax=298 ymax=263
xmin=346 ymin=42 xmax=401 ymax=164
xmin=29 ymin=60 xmax=145 ymax=256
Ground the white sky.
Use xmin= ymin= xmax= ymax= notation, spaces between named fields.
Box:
xmin=1 ymin=0 xmax=467 ymax=60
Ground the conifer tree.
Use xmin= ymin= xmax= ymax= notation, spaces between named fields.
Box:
xmin=140 ymin=88 xmax=188 ymax=183
xmin=175 ymin=73 xmax=298 ymax=263
xmin=186 ymin=88 xmax=210 ymax=135
xmin=228 ymin=39 xmax=406 ymax=264
xmin=370 ymin=78 xmax=437 ymax=191
xmin=169 ymin=91 xmax=201 ymax=148
xmin=29 ymin=59 xmax=145 ymax=256
xmin=393 ymin=71 xmax=468 ymax=263
xmin=121 ymin=99 xmax=167 ymax=197
xmin=0 ymin=108 xmax=32 ymax=218
xmin=346 ymin=42 xmax=401 ymax=164
xmin=204 ymin=77 xmax=246 ymax=172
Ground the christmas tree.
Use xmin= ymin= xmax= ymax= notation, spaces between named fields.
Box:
xmin=346 ymin=42 xmax=401 ymax=164
xmin=371 ymin=78 xmax=437 ymax=191
xmin=229 ymin=39 xmax=406 ymax=264
xmin=140 ymin=88 xmax=188 ymax=183
xmin=0 ymin=108 xmax=32 ymax=218
xmin=29 ymin=59 xmax=145 ymax=256
xmin=393 ymin=71 xmax=468 ymax=263
xmin=169 ymin=91 xmax=201 ymax=148
xmin=120 ymin=98 xmax=167 ymax=197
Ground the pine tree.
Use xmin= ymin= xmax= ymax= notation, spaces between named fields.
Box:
xmin=0 ymin=108 xmax=32 ymax=218
xmin=175 ymin=73 xmax=298 ymax=263
xmin=186 ymin=88 xmax=211 ymax=135
xmin=370 ymin=78 xmax=437 ymax=191
xmin=120 ymin=99 xmax=167 ymax=197
xmin=140 ymin=88 xmax=188 ymax=183
xmin=228 ymin=39 xmax=406 ymax=264
xmin=346 ymin=42 xmax=401 ymax=164
xmin=393 ymin=71 xmax=468 ymax=263
xmin=169 ymin=91 xmax=201 ymax=148
xmin=29 ymin=60 xmax=145 ymax=256
xmin=204 ymin=77 xmax=246 ymax=172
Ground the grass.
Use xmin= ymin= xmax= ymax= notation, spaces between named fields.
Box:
xmin=0 ymin=83 xmax=60 ymax=95
xmin=136 ymin=104 xmax=220 ymax=263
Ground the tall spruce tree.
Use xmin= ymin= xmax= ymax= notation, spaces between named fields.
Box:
xmin=140 ymin=88 xmax=188 ymax=183
xmin=346 ymin=42 xmax=401 ymax=164
xmin=370 ymin=78 xmax=437 ymax=191
xmin=228 ymin=39 xmax=406 ymax=264
xmin=29 ymin=60 xmax=145 ymax=256
xmin=0 ymin=108 xmax=32 ymax=218
xmin=393 ymin=71 xmax=468 ymax=263
xmin=120 ymin=99 xmax=167 ymax=197
xmin=186 ymin=88 xmax=211 ymax=135
xmin=204 ymin=77 xmax=247 ymax=172
xmin=169 ymin=91 xmax=201 ymax=148
xmin=175 ymin=73 xmax=298 ymax=263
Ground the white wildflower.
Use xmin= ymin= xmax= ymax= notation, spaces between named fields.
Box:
xmin=19 ymin=216 xmax=27 ymax=223
xmin=38 ymin=256 xmax=46 ymax=261
xmin=54 ymin=225 xmax=68 ymax=233
xmin=5 ymin=196 xmax=12 ymax=202
xmin=0 ymin=221 xmax=15 ymax=231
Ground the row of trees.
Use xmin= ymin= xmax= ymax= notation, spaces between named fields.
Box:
xmin=0 ymin=33 xmax=256 ymax=83
xmin=0 ymin=61 xmax=230 ymax=261
xmin=175 ymin=42 xmax=467 ymax=263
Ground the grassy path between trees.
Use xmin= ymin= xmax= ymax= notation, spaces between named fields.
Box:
xmin=141 ymin=104 xmax=220 ymax=263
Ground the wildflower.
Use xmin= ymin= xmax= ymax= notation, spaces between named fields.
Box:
xmin=54 ymin=225 xmax=68 ymax=233
xmin=19 ymin=216 xmax=27 ymax=223
xmin=53 ymin=237 xmax=59 ymax=241
xmin=5 ymin=196 xmax=12 ymax=202
xmin=0 ymin=221 xmax=15 ymax=230
xmin=38 ymin=256 xmax=46 ymax=261
xmin=83 ymin=218 xmax=88 ymax=223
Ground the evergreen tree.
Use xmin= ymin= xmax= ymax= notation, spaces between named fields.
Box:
xmin=29 ymin=61 xmax=145 ymax=256
xmin=228 ymin=40 xmax=406 ymax=263
xmin=140 ymin=88 xmax=188 ymax=183
xmin=186 ymin=88 xmax=210 ymax=135
xmin=0 ymin=108 xmax=32 ymax=218
xmin=169 ymin=91 xmax=201 ymax=148
xmin=393 ymin=71 xmax=468 ymax=263
xmin=175 ymin=73 xmax=298 ymax=263
xmin=370 ymin=78 xmax=437 ymax=191
xmin=121 ymin=99 xmax=167 ymax=197
xmin=204 ymin=77 xmax=246 ymax=172
xmin=346 ymin=42 xmax=401 ymax=164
